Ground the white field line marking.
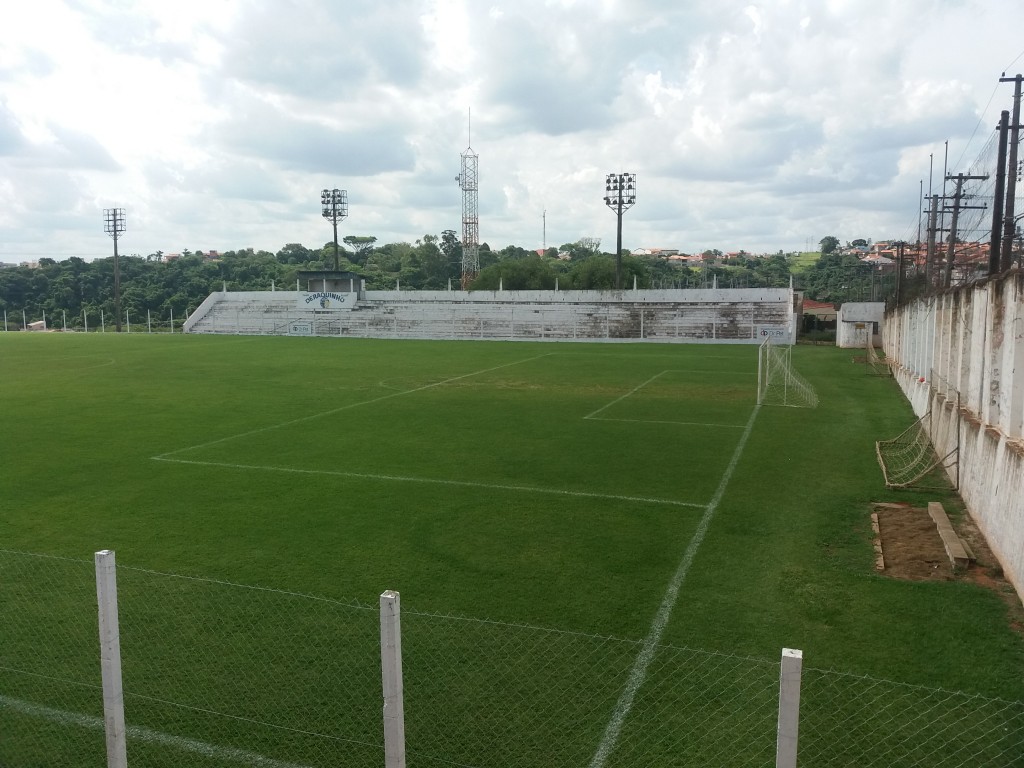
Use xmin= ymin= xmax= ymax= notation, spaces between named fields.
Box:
xmin=155 ymin=353 xmax=553 ymax=458
xmin=583 ymin=369 xmax=755 ymax=424
xmin=152 ymin=457 xmax=707 ymax=509
xmin=582 ymin=371 xmax=668 ymax=420
xmin=587 ymin=416 xmax=747 ymax=429
xmin=0 ymin=694 xmax=315 ymax=768
xmin=588 ymin=403 xmax=761 ymax=768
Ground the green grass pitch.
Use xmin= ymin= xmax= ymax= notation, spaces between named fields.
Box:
xmin=2 ymin=333 xmax=1023 ymax=766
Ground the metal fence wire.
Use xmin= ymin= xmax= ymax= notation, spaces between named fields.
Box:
xmin=112 ymin=564 xmax=384 ymax=768
xmin=3 ymin=548 xmax=1023 ymax=768
xmin=0 ymin=550 xmax=106 ymax=767
xmin=799 ymin=666 xmax=1024 ymax=767
xmin=402 ymin=610 xmax=780 ymax=767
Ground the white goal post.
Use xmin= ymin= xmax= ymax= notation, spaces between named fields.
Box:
xmin=757 ymin=338 xmax=819 ymax=408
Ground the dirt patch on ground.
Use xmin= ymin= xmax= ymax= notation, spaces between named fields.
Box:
xmin=873 ymin=502 xmax=1024 ymax=635
xmin=873 ymin=503 xmax=952 ymax=580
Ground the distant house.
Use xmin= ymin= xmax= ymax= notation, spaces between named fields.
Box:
xmin=635 ymin=248 xmax=680 ymax=258
xmin=801 ymin=298 xmax=837 ymax=320
xmin=860 ymin=253 xmax=895 ymax=272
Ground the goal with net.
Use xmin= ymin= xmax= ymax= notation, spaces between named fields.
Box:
xmin=876 ymin=407 xmax=960 ymax=490
xmin=865 ymin=337 xmax=892 ymax=377
xmin=757 ymin=337 xmax=819 ymax=408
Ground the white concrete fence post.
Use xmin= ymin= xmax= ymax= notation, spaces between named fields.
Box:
xmin=380 ymin=590 xmax=406 ymax=768
xmin=95 ymin=549 xmax=128 ymax=768
xmin=776 ymin=647 xmax=803 ymax=768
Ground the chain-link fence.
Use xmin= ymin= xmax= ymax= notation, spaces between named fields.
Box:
xmin=1 ymin=307 xmax=189 ymax=333
xmin=2 ymin=548 xmax=1022 ymax=767
xmin=0 ymin=551 xmax=105 ymax=766
xmin=800 ymin=666 xmax=1024 ymax=767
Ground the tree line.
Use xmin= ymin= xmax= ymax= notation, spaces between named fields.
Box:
xmin=2 ymin=234 xmax=875 ymax=328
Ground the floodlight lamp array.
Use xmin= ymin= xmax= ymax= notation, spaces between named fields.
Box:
xmin=604 ymin=173 xmax=636 ymax=211
xmin=103 ymin=208 xmax=126 ymax=237
xmin=321 ymin=189 xmax=348 ymax=222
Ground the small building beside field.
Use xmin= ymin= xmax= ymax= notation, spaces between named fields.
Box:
xmin=837 ymin=302 xmax=885 ymax=348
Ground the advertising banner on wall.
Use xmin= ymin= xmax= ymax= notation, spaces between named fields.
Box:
xmin=757 ymin=325 xmax=788 ymax=342
xmin=297 ymin=292 xmax=357 ymax=311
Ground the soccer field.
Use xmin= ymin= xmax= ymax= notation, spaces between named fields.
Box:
xmin=2 ymin=333 xmax=1023 ymax=766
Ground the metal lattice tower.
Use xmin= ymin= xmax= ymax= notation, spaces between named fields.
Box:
xmin=458 ymin=119 xmax=479 ymax=289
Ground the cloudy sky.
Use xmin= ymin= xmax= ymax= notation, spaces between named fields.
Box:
xmin=1 ymin=0 xmax=1023 ymax=262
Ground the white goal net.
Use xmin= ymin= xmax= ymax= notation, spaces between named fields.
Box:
xmin=757 ymin=338 xmax=819 ymax=408
xmin=876 ymin=409 xmax=959 ymax=490
xmin=865 ymin=337 xmax=893 ymax=377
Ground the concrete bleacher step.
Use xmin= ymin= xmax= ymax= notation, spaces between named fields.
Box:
xmin=187 ymin=292 xmax=793 ymax=342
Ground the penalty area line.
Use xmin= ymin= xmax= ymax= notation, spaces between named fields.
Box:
xmin=587 ymin=403 xmax=761 ymax=768
xmin=154 ymin=352 xmax=554 ymax=459
xmin=583 ymin=371 xmax=668 ymax=420
xmin=151 ymin=457 xmax=707 ymax=509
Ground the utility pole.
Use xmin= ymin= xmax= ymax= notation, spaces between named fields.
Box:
xmin=999 ymin=74 xmax=1022 ymax=272
xmin=943 ymin=173 xmax=988 ymax=288
xmin=990 ymin=111 xmax=1010 ymax=275
xmin=917 ymin=179 xmax=923 ymax=248
xmin=945 ymin=176 xmax=965 ymax=288
xmin=894 ymin=241 xmax=905 ymax=305
xmin=925 ymin=194 xmax=939 ymax=286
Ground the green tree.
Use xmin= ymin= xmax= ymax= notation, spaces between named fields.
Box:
xmin=819 ymin=236 xmax=840 ymax=255
xmin=342 ymin=236 xmax=377 ymax=266
xmin=414 ymin=235 xmax=453 ymax=289
xmin=565 ymin=255 xmax=647 ymax=289
xmin=471 ymin=257 xmax=557 ymax=290
xmin=799 ymin=251 xmax=872 ymax=303
xmin=276 ymin=243 xmax=314 ymax=264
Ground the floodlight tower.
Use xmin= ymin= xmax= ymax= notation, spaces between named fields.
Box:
xmin=321 ymin=188 xmax=348 ymax=271
xmin=103 ymin=208 xmax=126 ymax=332
xmin=604 ymin=172 xmax=636 ymax=289
xmin=457 ymin=115 xmax=479 ymax=290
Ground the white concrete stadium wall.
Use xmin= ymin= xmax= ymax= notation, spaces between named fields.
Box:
xmin=884 ymin=272 xmax=1024 ymax=602
xmin=186 ymin=287 xmax=797 ymax=344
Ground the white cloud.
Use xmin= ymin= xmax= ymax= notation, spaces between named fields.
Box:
xmin=0 ymin=0 xmax=1023 ymax=260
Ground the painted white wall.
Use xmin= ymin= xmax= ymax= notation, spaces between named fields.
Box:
xmin=838 ymin=302 xmax=885 ymax=323
xmin=885 ymin=273 xmax=1024 ymax=602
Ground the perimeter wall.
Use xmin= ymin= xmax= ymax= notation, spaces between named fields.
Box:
xmin=884 ymin=272 xmax=1024 ymax=600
